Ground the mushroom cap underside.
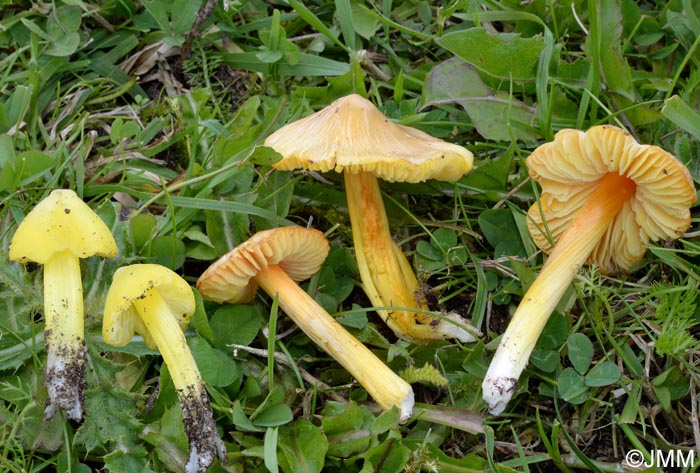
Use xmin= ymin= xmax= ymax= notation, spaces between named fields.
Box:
xmin=526 ymin=125 xmax=696 ymax=273
xmin=9 ymin=189 xmax=118 ymax=264
xmin=103 ymin=264 xmax=196 ymax=349
xmin=196 ymin=226 xmax=330 ymax=304
xmin=264 ymin=94 xmax=473 ymax=183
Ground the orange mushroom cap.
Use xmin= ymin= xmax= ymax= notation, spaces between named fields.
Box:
xmin=526 ymin=125 xmax=696 ymax=274
xmin=196 ymin=226 xmax=330 ymax=304
xmin=263 ymin=94 xmax=473 ymax=183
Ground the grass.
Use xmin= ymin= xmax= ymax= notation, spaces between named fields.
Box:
xmin=1 ymin=0 xmax=699 ymax=472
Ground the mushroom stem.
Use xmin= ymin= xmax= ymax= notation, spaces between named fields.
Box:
xmin=483 ymin=172 xmax=636 ymax=415
xmin=254 ymin=264 xmax=415 ymax=422
xmin=344 ymin=171 xmax=476 ymax=343
xmin=132 ymin=289 xmax=224 ymax=473
xmin=43 ymin=250 xmax=85 ymax=421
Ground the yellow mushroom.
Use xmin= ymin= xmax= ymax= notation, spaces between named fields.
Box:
xmin=103 ymin=264 xmax=225 ymax=473
xmin=196 ymin=226 xmax=415 ymax=422
xmin=264 ymin=94 xmax=478 ymax=343
xmin=482 ymin=126 xmax=696 ymax=415
xmin=9 ymin=189 xmax=118 ymax=420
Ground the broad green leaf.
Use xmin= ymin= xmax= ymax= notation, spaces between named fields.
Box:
xmin=232 ymin=401 xmax=264 ymax=432
xmin=478 ymin=208 xmax=526 ymax=258
xmin=461 ymin=91 xmax=540 ymax=142
xmin=45 ymin=32 xmax=80 ymax=56
xmin=248 ymin=145 xmax=283 ymax=166
xmin=584 ymin=361 xmax=621 ymax=387
xmin=567 ymin=333 xmax=594 ymax=374
xmin=653 ymin=366 xmax=691 ymax=400
xmin=141 ymin=404 xmax=189 ymax=472
xmin=264 ymin=427 xmax=280 ymax=473
xmin=205 ymin=208 xmax=251 ymax=255
xmin=535 ymin=311 xmax=569 ymax=350
xmin=436 ymin=28 xmax=544 ymax=81
xmin=277 ymin=420 xmax=328 ymax=473
xmin=189 ymin=337 xmax=240 ymax=387
xmin=75 ymin=385 xmax=145 ymax=453
xmin=0 ymin=85 xmax=32 ymax=133
xmin=321 ymin=403 xmax=374 ymax=457
xmin=150 ymin=235 xmax=186 ymax=270
xmin=371 ymin=408 xmax=400 ymax=435
xmin=351 ymin=1 xmax=380 ymax=39
xmin=210 ymin=305 xmax=263 ymax=349
xmin=530 ymin=349 xmax=560 ymax=373
xmin=254 ymin=404 xmax=294 ymax=427
xmin=557 ymin=367 xmax=588 ymax=404
xmin=45 ymin=5 xmax=82 ymax=56
xmin=0 ymin=371 xmax=64 ymax=451
xmin=335 ymin=310 xmax=368 ymax=329
xmin=361 ymin=431 xmax=410 ymax=472
xmin=423 ymin=58 xmax=540 ymax=141
xmin=459 ymin=150 xmax=514 ymax=200
xmin=662 ymin=95 xmax=700 ymax=141
xmin=416 ymin=239 xmax=442 ymax=261
xmin=588 ymin=0 xmax=634 ymax=100
xmin=0 ymin=150 xmax=54 ymax=193
xmin=103 ymin=447 xmax=154 ymax=473
xmin=129 ymin=213 xmax=157 ymax=249
xmin=141 ymin=0 xmax=199 ymax=44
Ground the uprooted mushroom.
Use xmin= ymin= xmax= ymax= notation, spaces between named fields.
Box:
xmin=482 ymin=125 xmax=696 ymax=415
xmin=197 ymin=226 xmax=415 ymax=422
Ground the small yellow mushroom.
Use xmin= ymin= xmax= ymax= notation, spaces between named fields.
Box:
xmin=9 ymin=189 xmax=118 ymax=420
xmin=103 ymin=264 xmax=225 ymax=473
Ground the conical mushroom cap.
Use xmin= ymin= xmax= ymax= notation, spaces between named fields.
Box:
xmin=196 ymin=227 xmax=330 ymax=304
xmin=103 ymin=264 xmax=196 ymax=349
xmin=526 ymin=125 xmax=696 ymax=274
xmin=9 ymin=189 xmax=118 ymax=264
xmin=264 ymin=94 xmax=473 ymax=183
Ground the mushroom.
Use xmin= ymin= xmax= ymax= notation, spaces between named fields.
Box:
xmin=196 ymin=226 xmax=415 ymax=422
xmin=264 ymin=94 xmax=478 ymax=343
xmin=482 ymin=125 xmax=696 ymax=415
xmin=9 ymin=189 xmax=118 ymax=420
xmin=103 ymin=264 xmax=225 ymax=473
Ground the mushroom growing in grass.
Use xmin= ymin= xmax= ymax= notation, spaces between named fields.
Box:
xmin=264 ymin=94 xmax=478 ymax=343
xmin=9 ymin=189 xmax=118 ymax=420
xmin=482 ymin=125 xmax=696 ymax=415
xmin=196 ymin=226 xmax=415 ymax=422
xmin=103 ymin=264 xmax=225 ymax=473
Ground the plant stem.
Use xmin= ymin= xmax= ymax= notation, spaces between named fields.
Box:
xmin=483 ymin=172 xmax=636 ymax=415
